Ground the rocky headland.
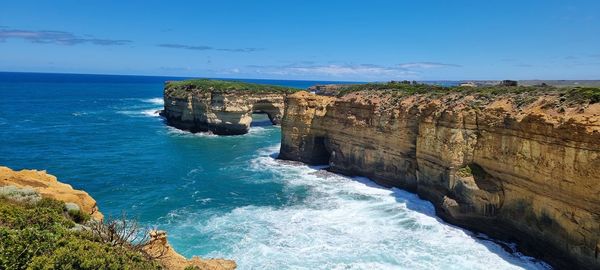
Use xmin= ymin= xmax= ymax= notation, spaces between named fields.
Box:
xmin=278 ymin=82 xmax=600 ymax=269
xmin=0 ymin=166 xmax=236 ymax=270
xmin=162 ymin=79 xmax=298 ymax=135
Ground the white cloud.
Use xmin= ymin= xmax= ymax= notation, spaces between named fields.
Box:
xmin=249 ymin=64 xmax=418 ymax=79
xmin=397 ymin=62 xmax=461 ymax=69
xmin=0 ymin=28 xmax=131 ymax=46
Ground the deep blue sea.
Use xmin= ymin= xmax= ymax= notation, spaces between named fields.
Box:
xmin=0 ymin=72 xmax=549 ymax=269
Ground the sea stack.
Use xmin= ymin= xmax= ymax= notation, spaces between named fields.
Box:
xmin=161 ymin=79 xmax=298 ymax=135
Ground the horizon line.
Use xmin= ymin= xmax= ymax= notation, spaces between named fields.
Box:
xmin=1 ymin=70 xmax=599 ymax=83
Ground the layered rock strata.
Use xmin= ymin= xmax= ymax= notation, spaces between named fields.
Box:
xmin=162 ymin=80 xmax=297 ymax=135
xmin=279 ymin=87 xmax=600 ymax=269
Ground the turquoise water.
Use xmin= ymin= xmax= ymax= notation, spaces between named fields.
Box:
xmin=0 ymin=72 xmax=549 ymax=269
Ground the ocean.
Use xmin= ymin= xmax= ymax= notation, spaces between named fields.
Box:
xmin=0 ymin=72 xmax=549 ymax=269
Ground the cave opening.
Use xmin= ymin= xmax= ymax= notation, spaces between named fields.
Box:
xmin=310 ymin=136 xmax=332 ymax=165
xmin=251 ymin=112 xmax=275 ymax=127
xmin=252 ymin=101 xmax=280 ymax=126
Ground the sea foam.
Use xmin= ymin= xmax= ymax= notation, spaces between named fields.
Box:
xmin=142 ymin=97 xmax=164 ymax=105
xmin=163 ymin=145 xmax=551 ymax=270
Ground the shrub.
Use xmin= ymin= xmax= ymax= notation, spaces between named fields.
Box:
xmin=67 ymin=209 xmax=90 ymax=224
xmin=27 ymin=236 xmax=160 ymax=270
xmin=567 ymin=87 xmax=600 ymax=104
xmin=0 ymin=197 xmax=161 ymax=270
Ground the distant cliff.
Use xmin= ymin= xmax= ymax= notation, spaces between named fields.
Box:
xmin=278 ymin=83 xmax=600 ymax=269
xmin=162 ymin=79 xmax=299 ymax=135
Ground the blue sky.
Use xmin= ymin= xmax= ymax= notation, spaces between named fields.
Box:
xmin=1 ymin=0 xmax=599 ymax=81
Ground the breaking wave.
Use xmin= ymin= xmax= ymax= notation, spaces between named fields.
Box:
xmin=161 ymin=145 xmax=551 ymax=270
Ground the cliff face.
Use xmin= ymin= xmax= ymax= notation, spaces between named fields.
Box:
xmin=162 ymin=80 xmax=299 ymax=135
xmin=163 ymin=91 xmax=286 ymax=135
xmin=279 ymin=90 xmax=600 ymax=269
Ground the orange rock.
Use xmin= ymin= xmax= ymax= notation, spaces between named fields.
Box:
xmin=143 ymin=230 xmax=236 ymax=270
xmin=0 ymin=166 xmax=103 ymax=220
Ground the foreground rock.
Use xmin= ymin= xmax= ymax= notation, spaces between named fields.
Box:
xmin=162 ymin=79 xmax=298 ymax=135
xmin=0 ymin=166 xmax=103 ymax=220
xmin=279 ymin=83 xmax=600 ymax=269
xmin=0 ymin=166 xmax=236 ymax=269
xmin=144 ymin=230 xmax=236 ymax=270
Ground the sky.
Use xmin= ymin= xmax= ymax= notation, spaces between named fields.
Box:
xmin=1 ymin=0 xmax=599 ymax=81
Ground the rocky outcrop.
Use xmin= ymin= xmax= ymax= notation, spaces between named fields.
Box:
xmin=0 ymin=166 xmax=103 ymax=220
xmin=279 ymin=88 xmax=600 ymax=269
xmin=162 ymin=80 xmax=297 ymax=135
xmin=0 ymin=166 xmax=236 ymax=270
xmin=144 ymin=230 xmax=237 ymax=270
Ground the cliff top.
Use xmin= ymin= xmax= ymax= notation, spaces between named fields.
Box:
xmin=317 ymin=81 xmax=600 ymax=104
xmin=165 ymin=79 xmax=300 ymax=97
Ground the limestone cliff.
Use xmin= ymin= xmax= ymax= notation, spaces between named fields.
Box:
xmin=162 ymin=79 xmax=297 ymax=135
xmin=279 ymin=84 xmax=600 ymax=269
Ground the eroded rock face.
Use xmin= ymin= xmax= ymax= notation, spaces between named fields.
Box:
xmin=163 ymin=90 xmax=287 ymax=135
xmin=143 ymin=230 xmax=237 ymax=270
xmin=0 ymin=166 xmax=103 ymax=220
xmin=279 ymin=91 xmax=600 ymax=269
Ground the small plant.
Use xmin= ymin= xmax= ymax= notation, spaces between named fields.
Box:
xmin=456 ymin=164 xmax=487 ymax=179
xmin=89 ymin=211 xmax=156 ymax=256
xmin=456 ymin=166 xmax=473 ymax=177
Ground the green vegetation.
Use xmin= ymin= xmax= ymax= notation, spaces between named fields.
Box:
xmin=0 ymin=197 xmax=160 ymax=270
xmin=566 ymin=87 xmax=600 ymax=104
xmin=332 ymin=81 xmax=599 ymax=103
xmin=165 ymin=79 xmax=300 ymax=97
xmin=456 ymin=164 xmax=487 ymax=179
xmin=456 ymin=166 xmax=473 ymax=178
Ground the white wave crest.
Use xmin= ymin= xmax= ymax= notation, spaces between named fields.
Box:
xmin=117 ymin=108 xmax=162 ymax=118
xmin=142 ymin=98 xmax=164 ymax=105
xmin=164 ymin=126 xmax=218 ymax=138
xmin=163 ymin=145 xmax=551 ymax=270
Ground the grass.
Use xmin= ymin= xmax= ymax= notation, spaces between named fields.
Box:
xmin=331 ymin=81 xmax=600 ymax=104
xmin=0 ymin=197 xmax=160 ymax=270
xmin=165 ymin=79 xmax=300 ymax=98
xmin=164 ymin=79 xmax=600 ymax=105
